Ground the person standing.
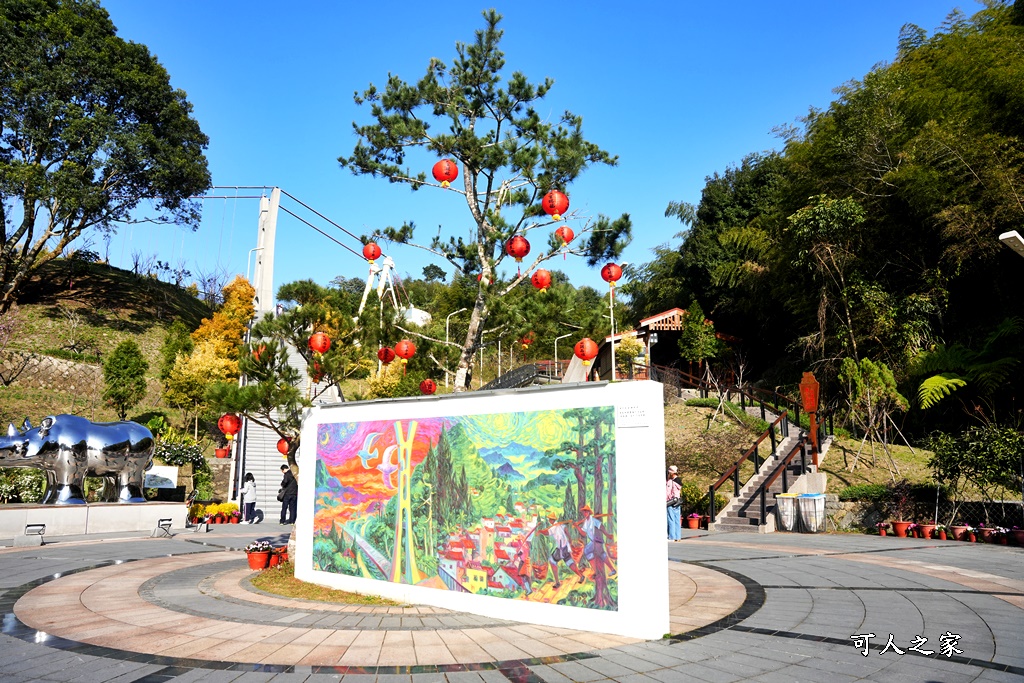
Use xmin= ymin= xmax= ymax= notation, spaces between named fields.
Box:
xmin=666 ymin=465 xmax=682 ymax=541
xmin=279 ymin=464 xmax=298 ymax=525
xmin=241 ymin=473 xmax=257 ymax=524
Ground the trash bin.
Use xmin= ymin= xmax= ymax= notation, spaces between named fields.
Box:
xmin=775 ymin=493 xmax=799 ymax=532
xmin=797 ymin=493 xmax=826 ymax=533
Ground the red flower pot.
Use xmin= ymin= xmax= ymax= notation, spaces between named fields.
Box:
xmin=950 ymin=525 xmax=967 ymax=541
xmin=879 ymin=529 xmax=887 ymax=537
xmin=892 ymin=521 xmax=912 ymax=538
xmin=276 ymin=547 xmax=289 ymax=563
xmin=230 ymin=517 xmax=239 ymax=524
xmin=247 ymin=551 xmax=270 ymax=570
xmin=685 ymin=517 xmax=701 ymax=529
xmin=919 ymin=524 xmax=936 ymax=540
xmin=269 ymin=553 xmax=280 ymax=568
xmin=938 ymin=530 xmax=947 ymax=541
xmin=215 ymin=447 xmax=229 ymax=458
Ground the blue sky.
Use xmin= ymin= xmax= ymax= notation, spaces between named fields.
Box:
xmin=95 ymin=0 xmax=982 ymax=309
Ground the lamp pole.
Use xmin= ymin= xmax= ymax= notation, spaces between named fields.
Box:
xmin=444 ymin=308 xmax=468 ymax=388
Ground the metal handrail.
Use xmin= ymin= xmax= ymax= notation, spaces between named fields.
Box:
xmin=707 ymin=410 xmax=789 ymax=520
xmin=755 ymin=436 xmax=811 ymax=525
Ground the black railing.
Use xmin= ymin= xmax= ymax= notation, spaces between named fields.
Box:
xmin=755 ymin=436 xmax=811 ymax=525
xmin=707 ymin=410 xmax=789 ymax=521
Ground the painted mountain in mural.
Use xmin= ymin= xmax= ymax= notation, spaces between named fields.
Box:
xmin=478 ymin=442 xmax=549 ymax=478
xmin=496 ymin=462 xmax=524 ymax=481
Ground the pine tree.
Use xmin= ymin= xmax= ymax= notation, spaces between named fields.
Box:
xmin=102 ymin=340 xmax=149 ymax=420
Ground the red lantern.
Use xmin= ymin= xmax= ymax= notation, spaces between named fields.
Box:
xmin=420 ymin=379 xmax=437 ymax=395
xmin=432 ymin=159 xmax=459 ymax=188
xmin=554 ymin=225 xmax=574 ymax=247
xmin=531 ymin=269 xmax=552 ymax=292
xmin=218 ymin=413 xmax=241 ymax=438
xmin=309 ymin=332 xmax=331 ymax=354
xmin=574 ymin=338 xmax=599 ymax=367
xmin=377 ymin=347 xmax=396 ymax=364
xmin=277 ymin=438 xmax=290 ymax=455
xmin=542 ymin=190 xmax=569 ymax=221
xmin=363 ymin=242 xmax=381 ymax=262
xmin=506 ymin=235 xmax=531 ymax=262
xmin=601 ymin=263 xmax=623 ymax=287
xmin=520 ymin=335 xmax=534 ymax=350
xmin=395 ymin=339 xmax=416 ymax=361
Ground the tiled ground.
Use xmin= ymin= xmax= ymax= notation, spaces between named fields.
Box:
xmin=1 ymin=524 xmax=1021 ymax=682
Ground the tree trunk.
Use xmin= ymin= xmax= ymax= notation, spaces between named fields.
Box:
xmin=453 ymin=290 xmax=489 ymax=392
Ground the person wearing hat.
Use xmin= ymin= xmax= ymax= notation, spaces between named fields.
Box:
xmin=666 ymin=465 xmax=682 ymax=540
xmin=540 ymin=511 xmax=585 ymax=589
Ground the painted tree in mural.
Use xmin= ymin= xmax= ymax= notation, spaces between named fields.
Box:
xmin=339 ymin=10 xmax=631 ymax=391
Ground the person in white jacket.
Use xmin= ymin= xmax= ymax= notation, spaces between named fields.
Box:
xmin=241 ymin=473 xmax=257 ymax=524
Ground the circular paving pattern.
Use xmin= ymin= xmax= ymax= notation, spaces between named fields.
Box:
xmin=11 ymin=551 xmax=747 ymax=669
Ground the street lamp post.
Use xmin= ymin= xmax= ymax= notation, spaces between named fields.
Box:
xmin=444 ymin=308 xmax=468 ymax=388
xmin=1000 ymin=230 xmax=1024 ymax=258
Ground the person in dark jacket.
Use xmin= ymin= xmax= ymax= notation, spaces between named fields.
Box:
xmin=279 ymin=464 xmax=298 ymax=525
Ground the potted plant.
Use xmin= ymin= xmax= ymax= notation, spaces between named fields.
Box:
xmin=964 ymin=524 xmax=978 ymax=542
xmin=934 ymin=524 xmax=948 ymax=541
xmin=992 ymin=527 xmax=1009 ymax=545
xmin=876 ymin=521 xmax=890 ymax=537
xmin=1012 ymin=526 xmax=1024 ymax=546
xmin=686 ymin=512 xmax=702 ymax=529
xmin=950 ymin=522 xmax=968 ymax=541
xmin=907 ymin=522 xmax=919 ymax=538
xmin=229 ymin=510 xmax=241 ymax=524
xmin=885 ymin=480 xmax=914 ymax=537
xmin=245 ymin=540 xmax=273 ymax=570
xmin=918 ymin=521 xmax=937 ymax=540
xmin=977 ymin=523 xmax=993 ymax=543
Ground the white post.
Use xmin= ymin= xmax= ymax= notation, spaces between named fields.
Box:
xmin=555 ymin=332 xmax=573 ymax=378
xmin=253 ymin=187 xmax=280 ymax=318
xmin=445 ymin=308 xmax=467 ymax=388
xmin=609 ymin=284 xmax=616 ymax=381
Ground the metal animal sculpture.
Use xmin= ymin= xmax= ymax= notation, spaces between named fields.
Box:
xmin=0 ymin=415 xmax=154 ymax=505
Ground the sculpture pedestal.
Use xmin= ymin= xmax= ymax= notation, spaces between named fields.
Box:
xmin=0 ymin=503 xmax=187 ymax=539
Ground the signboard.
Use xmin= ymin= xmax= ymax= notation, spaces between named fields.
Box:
xmin=296 ymin=381 xmax=667 ymax=639
xmin=144 ymin=466 xmax=179 ymax=489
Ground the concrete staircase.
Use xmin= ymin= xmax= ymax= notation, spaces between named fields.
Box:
xmin=712 ymin=432 xmax=834 ymax=533
xmin=235 ymin=344 xmax=341 ymax=523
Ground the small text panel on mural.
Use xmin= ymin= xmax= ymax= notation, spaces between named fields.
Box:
xmin=615 ymin=404 xmax=649 ymax=428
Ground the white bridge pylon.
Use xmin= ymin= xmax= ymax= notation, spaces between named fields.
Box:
xmin=357 ymin=255 xmax=400 ymax=320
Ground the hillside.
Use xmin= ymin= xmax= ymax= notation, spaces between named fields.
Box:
xmin=0 ymin=258 xmax=213 ymax=427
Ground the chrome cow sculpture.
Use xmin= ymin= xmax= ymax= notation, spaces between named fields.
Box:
xmin=0 ymin=415 xmax=154 ymax=505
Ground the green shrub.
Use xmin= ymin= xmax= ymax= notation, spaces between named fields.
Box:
xmin=838 ymin=484 xmax=889 ymax=502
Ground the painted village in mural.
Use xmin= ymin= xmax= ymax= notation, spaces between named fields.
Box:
xmin=312 ymin=406 xmax=618 ymax=611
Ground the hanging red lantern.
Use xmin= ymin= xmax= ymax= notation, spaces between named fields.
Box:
xmin=432 ymin=159 xmax=459 ymax=188
xmin=601 ymin=263 xmax=623 ymax=287
xmin=218 ymin=414 xmax=241 ymax=439
xmin=554 ymin=225 xmax=574 ymax=247
xmin=309 ymin=332 xmax=331 ymax=354
xmin=506 ymin=235 xmax=531 ymax=262
xmin=395 ymin=340 xmax=416 ymax=361
xmin=420 ymin=379 xmax=437 ymax=395
xmin=277 ymin=438 xmax=290 ymax=455
xmin=531 ymin=269 xmax=552 ymax=292
xmin=542 ymin=190 xmax=569 ymax=221
xmin=377 ymin=347 xmax=396 ymax=364
xmin=574 ymin=338 xmax=599 ymax=366
xmin=363 ymin=242 xmax=381 ymax=262
xmin=520 ymin=335 xmax=534 ymax=350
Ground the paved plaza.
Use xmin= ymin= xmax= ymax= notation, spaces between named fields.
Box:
xmin=0 ymin=523 xmax=1021 ymax=682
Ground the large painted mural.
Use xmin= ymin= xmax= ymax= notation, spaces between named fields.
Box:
xmin=312 ymin=406 xmax=618 ymax=611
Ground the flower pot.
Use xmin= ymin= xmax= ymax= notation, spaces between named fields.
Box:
xmin=919 ymin=524 xmax=936 ymax=540
xmin=999 ymin=537 xmax=1008 ymax=545
xmin=215 ymin=447 xmax=229 ymax=459
xmin=685 ymin=517 xmax=701 ymax=529
xmin=269 ymin=553 xmax=280 ymax=568
xmin=967 ymin=532 xmax=976 ymax=543
xmin=276 ymin=547 xmax=289 ymax=563
xmin=892 ymin=521 xmax=912 ymax=538
xmin=938 ymin=530 xmax=947 ymax=541
xmin=979 ymin=528 xmax=994 ymax=543
xmin=879 ymin=529 xmax=887 ymax=537
xmin=247 ymin=551 xmax=270 ymax=570
xmin=950 ymin=525 xmax=967 ymax=541
xmin=230 ymin=517 xmax=239 ymax=524
xmin=1013 ymin=530 xmax=1024 ymax=546
xmin=700 ymin=515 xmax=710 ymax=530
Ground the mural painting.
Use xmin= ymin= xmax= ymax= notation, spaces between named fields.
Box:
xmin=312 ymin=406 xmax=618 ymax=611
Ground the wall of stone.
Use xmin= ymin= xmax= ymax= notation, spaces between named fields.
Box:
xmin=0 ymin=351 xmax=102 ymax=393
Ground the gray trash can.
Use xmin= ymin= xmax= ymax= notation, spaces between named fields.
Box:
xmin=775 ymin=493 xmax=799 ymax=532
xmin=797 ymin=493 xmax=826 ymax=533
